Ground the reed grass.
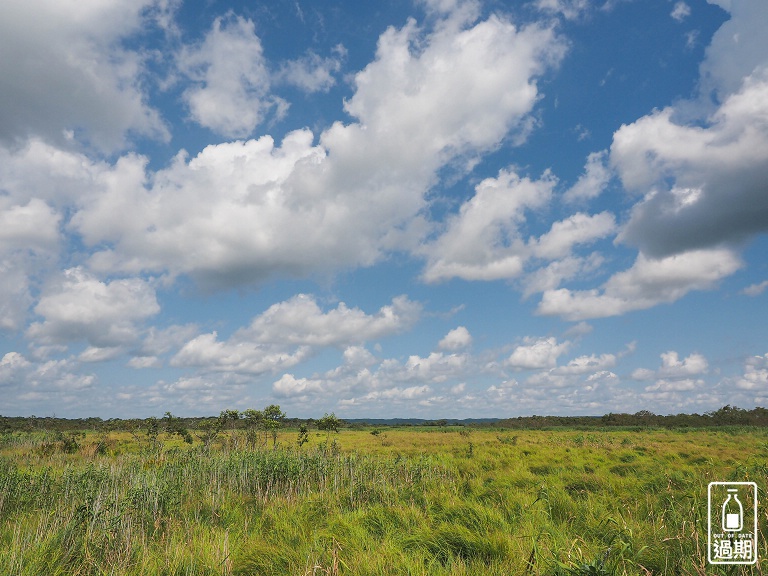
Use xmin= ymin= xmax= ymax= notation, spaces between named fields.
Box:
xmin=1 ymin=427 xmax=766 ymax=574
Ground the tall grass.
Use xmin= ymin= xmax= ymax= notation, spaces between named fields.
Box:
xmin=1 ymin=428 xmax=766 ymax=574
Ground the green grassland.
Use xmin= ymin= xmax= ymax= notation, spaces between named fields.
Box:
xmin=1 ymin=425 xmax=767 ymax=575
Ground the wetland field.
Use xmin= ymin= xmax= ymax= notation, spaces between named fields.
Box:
xmin=1 ymin=419 xmax=766 ymax=575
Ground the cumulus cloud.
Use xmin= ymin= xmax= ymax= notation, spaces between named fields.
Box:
xmin=0 ymin=260 xmax=35 ymax=332
xmin=736 ymin=354 xmax=768 ymax=390
xmin=69 ymin=10 xmax=565 ymax=290
xmin=422 ymin=169 xmax=615 ymax=286
xmin=671 ymin=2 xmax=691 ymax=22
xmin=275 ymin=49 xmax=344 ymax=93
xmin=742 ymin=280 xmax=768 ymax=296
xmin=0 ymin=198 xmax=60 ymax=253
xmin=612 ymin=70 xmax=768 ymax=257
xmin=522 ymin=253 xmax=604 ymax=298
xmin=534 ymin=0 xmax=590 ymax=20
xmin=273 ymin=374 xmax=325 ymax=399
xmin=507 ymin=336 xmax=570 ymax=370
xmin=0 ymin=352 xmax=30 ymax=386
xmin=0 ymin=0 xmax=168 ymax=151
xmin=537 ymin=248 xmax=742 ymax=320
xmin=422 ymin=169 xmax=557 ymax=282
xmin=657 ymin=351 xmax=709 ymax=378
xmin=243 ymin=294 xmax=420 ymax=346
xmin=631 ymin=350 xmax=708 ymax=394
xmin=172 ymin=295 xmax=420 ymax=374
xmin=551 ymin=352 xmax=617 ymax=375
xmin=178 ymin=15 xmax=285 ymax=138
xmin=0 ymin=353 xmax=98 ymax=415
xmin=27 ymin=268 xmax=160 ymax=349
xmin=272 ymin=342 xmax=479 ymax=407
xmin=644 ymin=378 xmax=700 ymax=392
xmin=562 ymin=151 xmax=612 ymax=203
xmin=438 ymin=326 xmax=472 ymax=350
xmin=530 ymin=212 xmax=616 ymax=260
xmin=698 ymin=0 xmax=768 ymax=102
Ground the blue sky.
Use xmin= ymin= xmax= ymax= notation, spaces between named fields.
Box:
xmin=1 ymin=0 xmax=767 ymax=419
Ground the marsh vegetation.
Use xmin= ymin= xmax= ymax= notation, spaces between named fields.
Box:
xmin=1 ymin=413 xmax=766 ymax=574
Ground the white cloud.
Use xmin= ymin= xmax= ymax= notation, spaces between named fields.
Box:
xmin=341 ymin=11 xmax=565 ymax=163
xmin=171 ymin=331 xmax=312 ymax=375
xmin=658 ymin=350 xmax=709 ymax=378
xmin=631 ymin=351 xmax=708 ymax=394
xmin=422 ymin=169 xmax=557 ymax=282
xmin=0 ymin=354 xmax=98 ymax=415
xmin=27 ymin=267 xmax=159 ymax=349
xmin=0 ymin=352 xmax=30 ymax=386
xmin=698 ymin=0 xmax=768 ymax=102
xmin=0 ymin=0 xmax=168 ymax=151
xmin=423 ymin=174 xmax=614 ymax=286
xmin=645 ymin=378 xmax=701 ymax=392
xmin=273 ymin=374 xmax=325 ymax=398
xmin=178 ymin=15 xmax=283 ymax=138
xmin=70 ymin=11 xmax=565 ymax=291
xmin=735 ymin=354 xmax=768 ymax=390
xmin=0 ymin=260 xmax=35 ymax=332
xmin=245 ymin=294 xmax=420 ymax=346
xmin=341 ymin=385 xmax=433 ymax=406
xmin=564 ymin=321 xmax=593 ymax=337
xmin=612 ymin=71 xmax=768 ymax=257
xmin=487 ymin=379 xmax=518 ymax=399
xmin=78 ymin=346 xmax=125 ymax=363
xmin=171 ymin=295 xmax=420 ymax=374
xmin=671 ymin=2 xmax=691 ymax=22
xmin=742 ymin=280 xmax=768 ymax=296
xmin=522 ymin=253 xmax=604 ymax=298
xmin=507 ymin=336 xmax=570 ymax=370
xmin=0 ymin=198 xmax=60 ymax=253
xmin=339 ymin=346 xmax=378 ymax=370
xmin=563 ymin=151 xmax=612 ymax=203
xmin=438 ymin=326 xmax=472 ymax=350
xmin=127 ymin=356 xmax=162 ymax=369
xmin=530 ymin=211 xmax=616 ymax=260
xmin=552 ymin=353 xmax=617 ymax=375
xmin=399 ymin=352 xmax=470 ymax=383
xmin=537 ymin=248 xmax=742 ymax=320
xmin=534 ymin=0 xmax=590 ymax=20
xmin=275 ymin=49 xmax=344 ymax=93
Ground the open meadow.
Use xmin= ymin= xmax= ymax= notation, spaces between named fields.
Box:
xmin=1 ymin=423 xmax=767 ymax=575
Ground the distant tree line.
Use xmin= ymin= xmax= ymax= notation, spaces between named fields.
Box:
xmin=0 ymin=405 xmax=345 ymax=446
xmin=492 ymin=405 xmax=768 ymax=429
xmin=2 ymin=405 xmax=767 ymax=434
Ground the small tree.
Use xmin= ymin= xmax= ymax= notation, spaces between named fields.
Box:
xmin=316 ymin=413 xmax=340 ymax=448
xmin=195 ymin=417 xmax=223 ymax=450
xmin=242 ymin=409 xmax=264 ymax=449
xmin=146 ymin=416 xmax=160 ymax=450
xmin=163 ymin=411 xmax=193 ymax=444
xmin=219 ymin=409 xmax=241 ymax=449
xmin=297 ymin=423 xmax=309 ymax=449
xmin=262 ymin=404 xmax=285 ymax=449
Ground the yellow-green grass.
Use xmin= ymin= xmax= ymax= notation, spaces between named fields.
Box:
xmin=1 ymin=426 xmax=767 ymax=575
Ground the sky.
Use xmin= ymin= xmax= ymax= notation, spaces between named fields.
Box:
xmin=1 ymin=0 xmax=767 ymax=419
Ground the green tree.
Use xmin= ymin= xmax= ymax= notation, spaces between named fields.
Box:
xmin=195 ymin=417 xmax=223 ymax=450
xmin=316 ymin=413 xmax=340 ymax=447
xmin=163 ymin=412 xmax=193 ymax=444
xmin=262 ymin=404 xmax=285 ymax=449
xmin=297 ymin=423 xmax=309 ymax=449
xmin=219 ymin=409 xmax=241 ymax=449
xmin=242 ymin=409 xmax=264 ymax=449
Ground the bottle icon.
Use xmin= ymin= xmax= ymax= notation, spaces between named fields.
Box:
xmin=722 ymin=488 xmax=743 ymax=532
